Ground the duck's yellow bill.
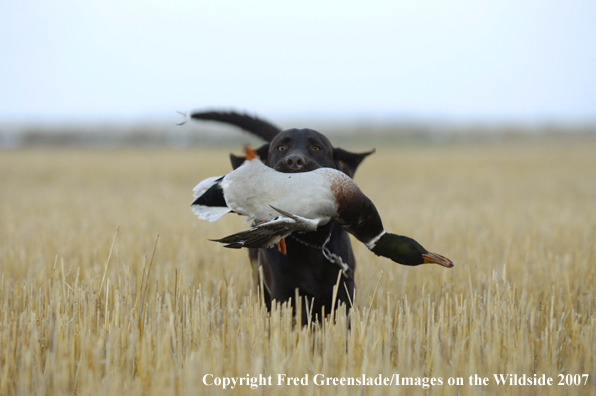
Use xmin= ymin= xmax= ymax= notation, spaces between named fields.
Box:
xmin=422 ymin=252 xmax=454 ymax=268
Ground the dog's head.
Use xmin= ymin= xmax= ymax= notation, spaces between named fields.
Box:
xmin=230 ymin=128 xmax=374 ymax=178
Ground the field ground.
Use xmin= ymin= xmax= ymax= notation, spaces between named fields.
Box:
xmin=1 ymin=137 xmax=595 ymax=395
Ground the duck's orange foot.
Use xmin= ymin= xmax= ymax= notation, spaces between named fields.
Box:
xmin=243 ymin=145 xmax=258 ymax=160
xmin=277 ymin=238 xmax=287 ymax=255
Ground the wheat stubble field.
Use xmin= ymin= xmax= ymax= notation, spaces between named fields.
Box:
xmin=0 ymin=138 xmax=595 ymax=395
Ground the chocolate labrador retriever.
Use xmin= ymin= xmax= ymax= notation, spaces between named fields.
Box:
xmin=189 ymin=110 xmax=374 ymax=323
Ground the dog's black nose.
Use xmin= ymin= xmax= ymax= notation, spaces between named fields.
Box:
xmin=285 ymin=155 xmax=306 ymax=169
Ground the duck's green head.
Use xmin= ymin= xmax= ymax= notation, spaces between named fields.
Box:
xmin=370 ymin=233 xmax=454 ymax=268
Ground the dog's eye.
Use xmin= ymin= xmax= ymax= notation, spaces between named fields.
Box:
xmin=312 ymin=146 xmax=321 ymax=151
xmin=277 ymin=145 xmax=286 ymax=151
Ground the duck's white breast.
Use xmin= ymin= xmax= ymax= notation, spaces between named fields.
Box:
xmin=221 ymin=160 xmax=340 ymax=222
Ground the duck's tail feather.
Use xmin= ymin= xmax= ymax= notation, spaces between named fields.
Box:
xmin=191 ymin=176 xmax=231 ymax=222
xmin=191 ymin=205 xmax=231 ymax=222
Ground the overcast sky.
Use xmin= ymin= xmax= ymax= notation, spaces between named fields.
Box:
xmin=1 ymin=0 xmax=595 ymax=124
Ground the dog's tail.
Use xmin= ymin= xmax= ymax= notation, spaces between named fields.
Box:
xmin=188 ymin=110 xmax=282 ymax=142
xmin=190 ymin=176 xmax=232 ymax=222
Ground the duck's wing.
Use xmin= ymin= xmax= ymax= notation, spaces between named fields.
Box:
xmin=210 ymin=209 xmax=319 ymax=249
xmin=210 ymin=217 xmax=295 ymax=249
xmin=190 ymin=176 xmax=232 ymax=222
xmin=268 ymin=205 xmax=324 ymax=229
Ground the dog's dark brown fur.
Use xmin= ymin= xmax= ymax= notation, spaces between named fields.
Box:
xmin=190 ymin=110 xmax=373 ymax=323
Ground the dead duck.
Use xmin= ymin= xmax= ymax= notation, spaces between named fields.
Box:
xmin=191 ymin=147 xmax=453 ymax=268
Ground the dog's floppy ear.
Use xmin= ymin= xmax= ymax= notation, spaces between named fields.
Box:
xmin=333 ymin=147 xmax=375 ymax=178
xmin=229 ymin=143 xmax=270 ymax=169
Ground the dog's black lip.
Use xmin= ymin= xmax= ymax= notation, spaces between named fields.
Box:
xmin=274 ymin=163 xmax=320 ymax=173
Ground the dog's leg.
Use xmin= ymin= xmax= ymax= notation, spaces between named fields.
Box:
xmin=248 ymin=248 xmax=260 ymax=288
